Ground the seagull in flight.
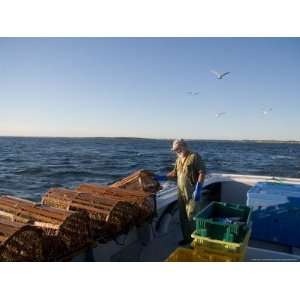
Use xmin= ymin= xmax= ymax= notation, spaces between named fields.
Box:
xmin=187 ymin=91 xmax=199 ymax=96
xmin=216 ymin=112 xmax=226 ymax=118
xmin=210 ymin=70 xmax=231 ymax=80
xmin=263 ymin=108 xmax=272 ymax=115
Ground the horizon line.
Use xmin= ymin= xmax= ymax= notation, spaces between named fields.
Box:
xmin=0 ymin=135 xmax=299 ymax=143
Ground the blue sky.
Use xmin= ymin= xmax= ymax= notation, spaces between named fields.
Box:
xmin=0 ymin=38 xmax=299 ymax=140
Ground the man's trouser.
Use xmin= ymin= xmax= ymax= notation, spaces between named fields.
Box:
xmin=177 ymin=193 xmax=210 ymax=241
xmin=177 ymin=195 xmax=197 ymax=242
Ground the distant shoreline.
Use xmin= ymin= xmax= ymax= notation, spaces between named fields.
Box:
xmin=0 ymin=136 xmax=299 ymax=144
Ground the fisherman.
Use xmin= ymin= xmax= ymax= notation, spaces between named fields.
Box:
xmin=155 ymin=139 xmax=206 ymax=245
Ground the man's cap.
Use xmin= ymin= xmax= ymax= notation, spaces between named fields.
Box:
xmin=171 ymin=139 xmax=187 ymax=151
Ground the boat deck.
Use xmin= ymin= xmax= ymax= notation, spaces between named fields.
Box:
xmin=72 ymin=212 xmax=300 ymax=262
xmin=72 ymin=174 xmax=300 ymax=262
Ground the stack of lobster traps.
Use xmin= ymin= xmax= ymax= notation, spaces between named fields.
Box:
xmin=42 ymin=187 xmax=141 ymax=242
xmin=77 ymin=184 xmax=156 ymax=224
xmin=0 ymin=196 xmax=90 ymax=261
xmin=0 ymin=170 xmax=161 ymax=261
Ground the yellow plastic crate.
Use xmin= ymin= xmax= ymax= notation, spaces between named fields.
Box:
xmin=191 ymin=229 xmax=251 ymax=262
xmin=191 ymin=228 xmax=251 ymax=253
xmin=192 ymin=244 xmax=247 ymax=262
xmin=165 ymin=247 xmax=234 ymax=262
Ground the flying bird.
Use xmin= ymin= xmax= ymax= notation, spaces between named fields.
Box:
xmin=216 ymin=112 xmax=226 ymax=118
xmin=187 ymin=91 xmax=199 ymax=96
xmin=210 ymin=70 xmax=231 ymax=80
xmin=263 ymin=108 xmax=272 ymax=115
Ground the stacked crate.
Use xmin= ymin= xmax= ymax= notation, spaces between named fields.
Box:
xmin=166 ymin=201 xmax=252 ymax=262
xmin=190 ymin=202 xmax=252 ymax=262
xmin=247 ymin=182 xmax=300 ymax=246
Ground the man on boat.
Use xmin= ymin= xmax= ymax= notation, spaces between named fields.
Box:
xmin=155 ymin=139 xmax=206 ymax=245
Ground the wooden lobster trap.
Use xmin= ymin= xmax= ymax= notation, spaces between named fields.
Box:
xmin=0 ymin=196 xmax=90 ymax=261
xmin=76 ymin=184 xmax=156 ymax=224
xmin=0 ymin=216 xmax=44 ymax=262
xmin=42 ymin=188 xmax=141 ymax=242
xmin=110 ymin=170 xmax=161 ymax=194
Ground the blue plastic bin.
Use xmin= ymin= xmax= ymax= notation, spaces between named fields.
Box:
xmin=247 ymin=182 xmax=300 ymax=247
xmin=247 ymin=182 xmax=300 ymax=208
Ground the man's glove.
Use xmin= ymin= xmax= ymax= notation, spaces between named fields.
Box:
xmin=154 ymin=175 xmax=167 ymax=181
xmin=192 ymin=182 xmax=202 ymax=202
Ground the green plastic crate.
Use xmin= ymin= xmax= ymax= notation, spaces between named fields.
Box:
xmin=193 ymin=202 xmax=252 ymax=242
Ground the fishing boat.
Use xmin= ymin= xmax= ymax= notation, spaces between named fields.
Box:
xmin=71 ymin=173 xmax=300 ymax=262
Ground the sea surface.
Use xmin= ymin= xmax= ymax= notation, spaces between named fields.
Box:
xmin=0 ymin=137 xmax=299 ymax=201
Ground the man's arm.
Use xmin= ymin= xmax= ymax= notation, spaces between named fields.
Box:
xmin=167 ymin=170 xmax=177 ymax=180
xmin=192 ymin=154 xmax=206 ymax=202
xmin=195 ymin=153 xmax=206 ymax=183
xmin=166 ymin=160 xmax=177 ymax=180
xmin=154 ymin=161 xmax=177 ymax=182
xmin=197 ymin=170 xmax=205 ymax=184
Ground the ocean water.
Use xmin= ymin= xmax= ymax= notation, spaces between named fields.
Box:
xmin=0 ymin=137 xmax=299 ymax=201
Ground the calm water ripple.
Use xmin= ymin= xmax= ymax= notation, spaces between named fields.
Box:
xmin=0 ymin=137 xmax=299 ymax=201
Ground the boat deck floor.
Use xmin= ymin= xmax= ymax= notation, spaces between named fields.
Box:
xmin=74 ymin=213 xmax=300 ymax=262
